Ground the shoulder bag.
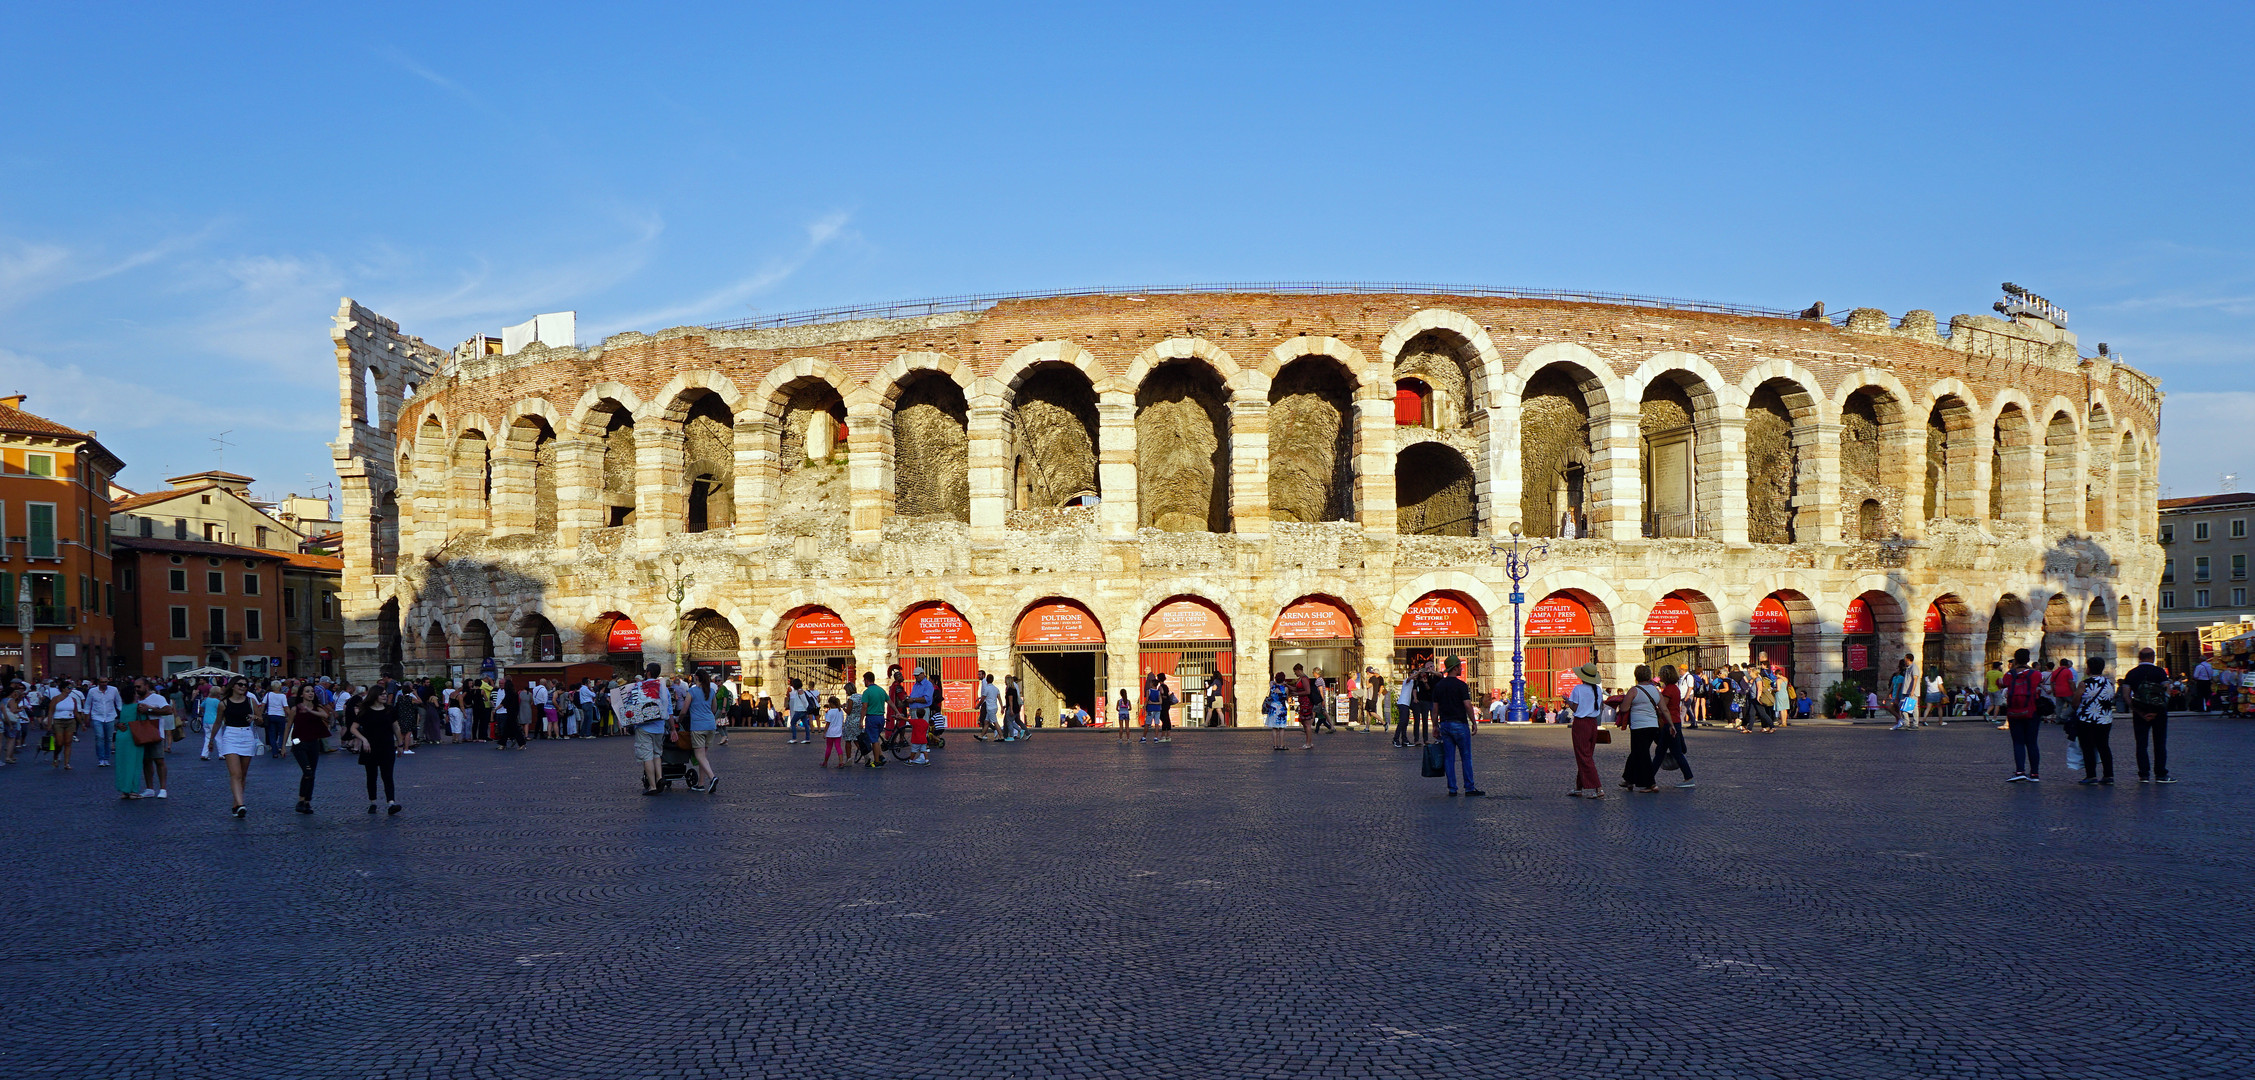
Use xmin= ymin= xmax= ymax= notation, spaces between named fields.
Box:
xmin=1420 ymin=741 xmax=1446 ymax=777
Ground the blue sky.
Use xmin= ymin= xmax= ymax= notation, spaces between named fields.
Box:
xmin=3 ymin=2 xmax=2249 ymax=500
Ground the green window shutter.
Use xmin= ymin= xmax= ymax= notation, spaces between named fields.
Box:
xmin=0 ymin=572 xmax=12 ymax=608
xmin=25 ymin=505 xmax=54 ymax=559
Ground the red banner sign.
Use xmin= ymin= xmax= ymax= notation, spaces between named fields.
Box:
xmin=899 ymin=602 xmax=976 ymax=648
xmin=1643 ymin=597 xmax=1699 ymax=638
xmin=1396 ymin=594 xmax=1478 ymax=638
xmin=1017 ymin=601 xmax=1105 ymax=646
xmin=1750 ymin=597 xmax=1791 ymax=637
xmin=1140 ymin=598 xmax=1231 ymax=642
xmin=1526 ymin=595 xmax=1593 ymax=638
xmin=1924 ymin=603 xmax=1944 ymax=634
xmin=1845 ymin=643 xmax=1871 ymax=671
xmin=605 ymin=617 xmax=642 ymax=653
xmin=785 ymin=609 xmax=854 ymax=651
xmin=1270 ymin=597 xmax=1355 ymax=640
xmin=1843 ymin=597 xmax=1875 ymax=635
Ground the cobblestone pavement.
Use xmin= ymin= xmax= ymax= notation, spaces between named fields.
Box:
xmin=3 ymin=719 xmax=2252 ymax=1079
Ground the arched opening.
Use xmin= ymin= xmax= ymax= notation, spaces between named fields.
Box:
xmin=1921 ymin=595 xmax=1974 ymax=692
xmin=1393 ymin=331 xmax=1480 ymax=429
xmin=1139 ymin=596 xmax=1236 ymax=726
xmin=1395 ymin=591 xmax=1491 ymax=715
xmin=772 ymin=378 xmax=850 ymax=523
xmin=591 ymin=612 xmax=643 ymax=678
xmin=505 ymin=415 xmax=559 ymax=535
xmin=1524 ymin=591 xmax=1603 ymax=712
xmin=1748 ymin=590 xmax=1820 ymax=693
xmin=892 ymin=372 xmax=970 ymax=522
xmin=590 ymin=400 xmax=637 ymax=528
xmin=2042 ymin=593 xmax=2079 ymax=664
xmin=512 ymin=612 xmax=560 ymax=662
xmin=452 ymin=430 xmax=491 ymax=532
xmin=1014 ymin=598 xmax=1107 ymax=725
xmin=2085 ymin=597 xmax=2114 ymax=670
xmin=1394 ymin=378 xmax=1432 ymax=428
xmin=1395 ymin=443 xmax=1478 ymax=536
xmin=1923 ymin=395 xmax=1976 ymax=521
xmin=2115 ymin=433 xmax=2142 ymax=538
xmin=1008 ymin=364 xmax=1102 ymax=512
xmin=1841 ymin=593 xmax=1901 ymax=697
xmin=1136 ymin=360 xmax=1232 ymax=533
xmin=1643 ymin=590 xmax=1719 ymax=682
xmin=2084 ymin=405 xmax=2114 ymax=532
xmin=376 ymin=597 xmax=402 ymax=679
xmin=425 ymin=620 xmax=451 ymax=669
xmin=362 ymin=367 xmax=383 ymax=428
xmin=682 ymin=393 xmax=735 ymax=533
xmin=1745 ymin=380 xmax=1812 ymax=544
xmin=1991 ymin=404 xmax=2035 ymax=525
xmin=372 ymin=488 xmax=400 ymax=576
xmin=682 ymin=608 xmax=740 ymax=680
xmin=780 ymin=605 xmax=857 ymax=699
xmin=1838 ymin=389 xmax=1891 ymax=530
xmin=1858 ymin=499 xmax=1885 ymax=540
xmin=1986 ymin=595 xmax=2028 ymax=668
xmin=2044 ymin=411 xmax=2080 ymax=531
xmin=1267 ymin=356 xmax=1355 ymax=523
xmin=1640 ymin=377 xmax=1700 ymax=538
xmin=1519 ymin=365 xmax=1594 ymax=538
xmin=896 ymin=601 xmax=977 ymax=728
xmin=1268 ymin=595 xmax=1360 ymax=725
xmin=460 ymin=618 xmax=495 ymax=677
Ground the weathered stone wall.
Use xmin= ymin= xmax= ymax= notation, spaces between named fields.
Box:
xmin=1136 ymin=361 xmax=1229 ymax=532
xmin=1266 ymin=358 xmax=1354 ymax=523
xmin=351 ymin=289 xmax=2164 ymax=722
xmin=892 ymin=373 xmax=969 ymax=521
xmin=778 ymin=382 xmax=845 ymax=472
xmin=1837 ymin=391 xmax=1887 ymax=533
xmin=1393 ymin=331 xmax=1471 ymax=428
xmin=683 ymin=396 xmax=734 ymax=530
xmin=1011 ymin=366 xmax=1099 ymax=508
xmin=1745 ymin=384 xmax=1797 ymax=544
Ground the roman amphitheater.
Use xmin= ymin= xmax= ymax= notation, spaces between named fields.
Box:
xmin=330 ymin=284 xmax=2162 ymax=724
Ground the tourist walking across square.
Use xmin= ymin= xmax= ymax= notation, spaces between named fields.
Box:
xmin=1618 ymin=664 xmax=1665 ymax=793
xmin=2123 ymin=647 xmax=2173 ymax=783
xmin=2073 ymin=658 xmax=2116 ymax=784
xmin=85 ymin=676 xmax=121 ymax=767
xmin=2000 ymin=649 xmax=2045 ymax=782
xmin=1566 ymin=662 xmax=1605 ymax=798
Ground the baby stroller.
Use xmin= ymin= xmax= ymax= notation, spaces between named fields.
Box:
xmin=655 ymin=741 xmax=707 ymax=791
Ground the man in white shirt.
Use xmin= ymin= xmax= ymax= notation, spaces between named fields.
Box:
xmin=48 ymin=679 xmax=86 ymax=768
xmin=976 ymin=672 xmax=1005 ymax=741
xmin=2191 ymin=657 xmax=2216 ymax=713
xmin=576 ymin=680 xmax=598 ymax=739
xmin=84 ymin=676 xmax=124 ymax=768
xmin=134 ymin=678 xmax=174 ymax=798
xmin=260 ymin=681 xmax=291 ymax=758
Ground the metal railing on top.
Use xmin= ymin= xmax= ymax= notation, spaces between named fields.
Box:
xmin=700 ymin=282 xmax=1807 ymax=332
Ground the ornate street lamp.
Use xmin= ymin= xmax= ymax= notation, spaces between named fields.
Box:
xmin=651 ymin=553 xmax=695 ymax=675
xmin=1492 ymin=523 xmax=1549 ymax=724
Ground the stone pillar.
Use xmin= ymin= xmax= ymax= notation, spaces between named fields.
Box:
xmin=554 ymin=441 xmax=602 ymax=548
xmin=1355 ymin=391 xmax=1398 ymax=534
xmin=1807 ymin=626 xmax=1845 ymax=699
xmin=1710 ymin=416 xmax=1750 ymax=544
xmin=635 ymin=425 xmax=685 ymax=547
xmin=733 ymin=419 xmax=772 ymax=541
xmin=1691 ymin=415 xmax=1730 ymax=540
xmin=846 ymin=403 xmax=890 ymax=546
xmin=966 ymin=397 xmax=1009 ymax=537
xmin=408 ymin=438 xmax=448 ymax=557
xmin=490 ymin=446 xmax=533 ymax=538
xmin=1884 ymin=426 xmax=1926 ymax=538
xmin=1998 ymin=442 xmax=2041 ymax=528
xmin=1799 ymin=421 xmax=1841 ymax=542
xmin=1488 ymin=403 xmax=1523 ymax=535
xmin=1229 ymin=395 xmax=1270 ymax=534
xmin=1591 ymin=415 xmax=1641 ymax=541
xmin=1096 ymin=394 xmax=1138 ymax=539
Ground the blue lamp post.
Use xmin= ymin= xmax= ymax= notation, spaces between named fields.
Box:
xmin=1495 ymin=523 xmax=1548 ymax=724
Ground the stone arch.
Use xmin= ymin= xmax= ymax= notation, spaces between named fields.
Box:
xmin=1395 ymin=442 xmax=1477 ymax=536
xmin=1379 ymin=309 xmax=1504 ymax=417
xmin=890 ymin=368 xmax=971 ymax=522
xmin=994 ymin=340 xmax=1116 ymax=398
xmin=1525 ymin=573 xmax=1624 ymax=679
xmin=677 ymin=390 xmax=736 ymax=533
xmin=1267 ymin=353 xmax=1357 ymax=523
xmin=1918 ymin=383 xmax=1979 ymax=523
xmin=1512 ymin=349 xmax=1611 ymax=538
xmin=646 ymin=370 xmax=746 ymax=424
xmin=448 ymin=424 xmax=492 ymax=534
xmin=567 ymin=383 xmax=645 ymax=437
xmin=2115 ymin=429 xmax=2144 ymax=538
xmin=509 ymin=610 xmax=562 ymax=662
xmin=498 ymin=405 xmax=561 ymax=536
xmin=577 ymin=394 xmax=638 ymax=529
xmin=1265 ymin=336 xmax=1375 ymax=396
xmin=1630 ymin=355 xmax=1725 ymax=538
xmin=874 ymin=351 xmax=975 ymax=404
xmin=1379 ymin=571 xmax=1504 ymax=631
xmin=1986 ymin=593 xmax=2034 ymax=666
xmin=1135 ymin=355 xmax=1232 ymax=533
xmin=1123 ymin=338 xmax=1241 ymax=391
xmin=1988 ymin=398 xmax=2038 ymax=526
xmin=1740 ymin=372 xmax=1822 ymax=544
xmin=1006 ymin=359 xmax=1103 ymax=511
xmin=680 ymin=607 xmax=742 ymax=665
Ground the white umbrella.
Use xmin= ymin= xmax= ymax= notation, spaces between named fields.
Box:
xmin=172 ymin=666 xmax=237 ymax=679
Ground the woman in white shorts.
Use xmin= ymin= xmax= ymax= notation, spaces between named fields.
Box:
xmin=205 ymin=679 xmax=262 ymax=816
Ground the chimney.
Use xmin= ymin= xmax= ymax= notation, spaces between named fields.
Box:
xmin=0 ymin=394 xmax=24 ymax=410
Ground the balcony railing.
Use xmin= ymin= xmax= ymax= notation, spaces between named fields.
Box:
xmin=31 ymin=605 xmax=74 ymax=627
xmin=202 ymin=631 xmax=243 ymax=648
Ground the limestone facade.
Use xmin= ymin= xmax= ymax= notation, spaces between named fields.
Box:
xmin=330 ymin=290 xmax=2164 ymax=722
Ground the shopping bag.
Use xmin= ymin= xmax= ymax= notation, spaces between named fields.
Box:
xmin=1420 ymin=742 xmax=1446 ymax=777
xmin=2065 ymin=738 xmax=2084 ymax=773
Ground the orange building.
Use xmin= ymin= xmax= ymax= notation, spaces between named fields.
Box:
xmin=112 ymin=537 xmax=286 ymax=679
xmin=0 ymin=395 xmax=124 ymax=680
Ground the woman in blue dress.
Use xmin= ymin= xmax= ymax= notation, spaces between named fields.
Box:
xmin=1263 ymin=672 xmax=1292 ymax=752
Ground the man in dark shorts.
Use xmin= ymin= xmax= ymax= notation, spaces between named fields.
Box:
xmin=2122 ymin=647 xmax=2173 ymax=783
xmin=1430 ymin=656 xmax=1481 ymax=797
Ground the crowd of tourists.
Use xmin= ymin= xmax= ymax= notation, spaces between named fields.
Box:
xmin=0 ymin=638 xmax=2211 ymax=814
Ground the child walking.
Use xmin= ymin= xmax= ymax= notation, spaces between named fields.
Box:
xmin=821 ymin=696 xmax=847 ymax=768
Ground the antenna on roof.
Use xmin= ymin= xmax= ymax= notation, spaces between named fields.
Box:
xmin=2226 ymin=472 xmax=2242 ymax=494
xmin=210 ymin=430 xmax=234 ymax=469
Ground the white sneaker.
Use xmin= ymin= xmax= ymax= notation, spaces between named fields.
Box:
xmin=401 ymin=749 xmax=415 ymax=755
xmin=156 ymin=789 xmax=168 ymax=799
xmin=138 ymin=788 xmax=156 ymax=798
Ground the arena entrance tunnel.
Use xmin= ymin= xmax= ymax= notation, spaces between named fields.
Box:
xmin=781 ymin=606 xmax=858 ymax=701
xmin=1013 ymin=599 xmax=1107 ymax=727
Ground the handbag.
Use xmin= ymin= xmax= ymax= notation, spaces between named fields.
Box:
xmin=129 ymin=718 xmax=161 ymax=747
xmin=1592 ymin=725 xmax=1612 ymax=744
xmin=1420 ymin=742 xmax=1446 ymax=777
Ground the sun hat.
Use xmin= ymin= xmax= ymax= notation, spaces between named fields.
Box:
xmin=1575 ymin=662 xmax=1601 ymax=681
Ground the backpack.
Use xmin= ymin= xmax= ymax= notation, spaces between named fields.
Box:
xmin=2002 ymin=668 xmax=2043 ymax=718
xmin=2128 ymin=671 xmax=2168 ymax=710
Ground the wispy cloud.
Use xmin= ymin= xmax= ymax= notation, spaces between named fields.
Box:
xmin=0 ymin=227 xmax=218 ymax=310
xmin=382 ymin=211 xmax=668 ymax=326
xmin=601 ymin=211 xmax=854 ymax=333
xmin=374 ymin=47 xmax=501 ymax=119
